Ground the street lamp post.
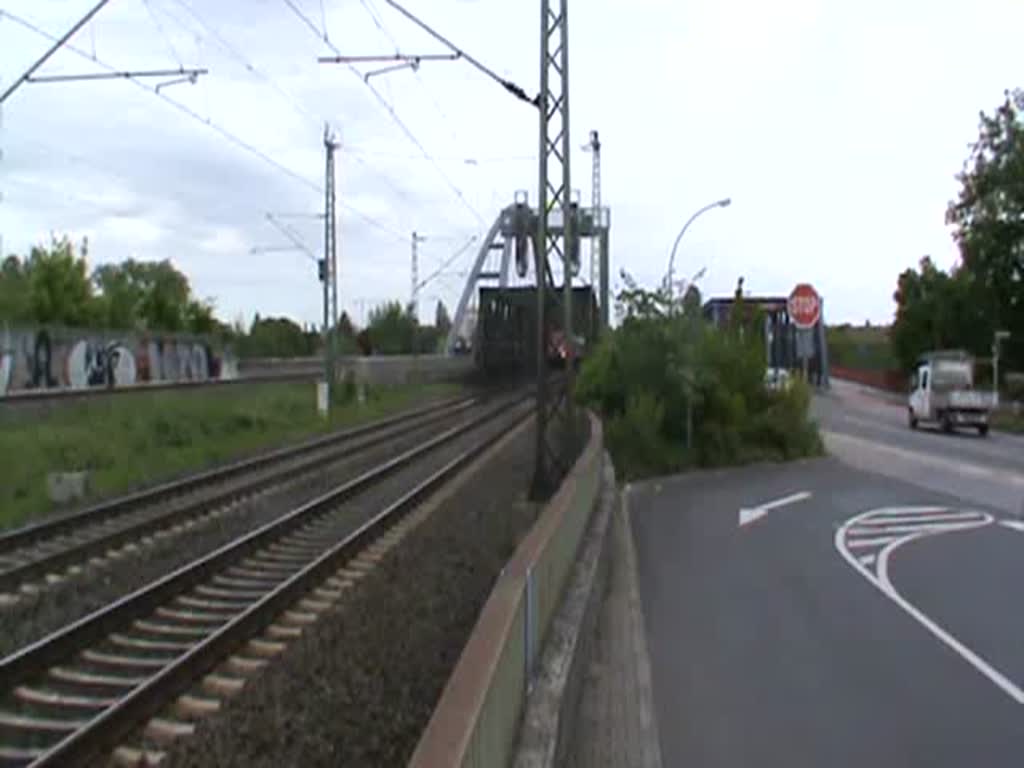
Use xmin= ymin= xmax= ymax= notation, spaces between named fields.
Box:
xmin=665 ymin=197 xmax=732 ymax=303
xmin=663 ymin=197 xmax=730 ymax=456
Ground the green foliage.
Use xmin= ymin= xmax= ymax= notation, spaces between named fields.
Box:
xmin=1 ymin=239 xmax=219 ymax=336
xmin=25 ymin=236 xmax=97 ymax=327
xmin=890 ymin=256 xmax=987 ymax=371
xmin=578 ymin=273 xmax=823 ymax=480
xmin=884 ymin=90 xmax=1024 ymax=376
xmin=238 ymin=316 xmax=319 ymax=358
xmin=605 ymin=393 xmax=683 ymax=479
xmin=367 ymin=301 xmax=416 ymax=354
xmin=945 ymin=89 xmax=1024 ymax=370
xmin=0 ymin=255 xmax=32 ymax=324
xmin=0 ymin=380 xmax=460 ymax=529
xmin=365 ymin=301 xmax=446 ymax=355
xmin=92 ymin=258 xmax=217 ymax=334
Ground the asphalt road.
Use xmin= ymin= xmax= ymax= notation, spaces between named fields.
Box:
xmin=814 ymin=379 xmax=1024 ymax=514
xmin=632 ymin=381 xmax=1024 ymax=767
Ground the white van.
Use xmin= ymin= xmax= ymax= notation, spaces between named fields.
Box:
xmin=908 ymin=351 xmax=994 ymax=436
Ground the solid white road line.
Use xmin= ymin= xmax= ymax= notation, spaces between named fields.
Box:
xmin=998 ymin=520 xmax=1024 ymax=533
xmin=836 ymin=507 xmax=1024 ymax=705
xmin=874 ymin=534 xmax=1024 ymax=705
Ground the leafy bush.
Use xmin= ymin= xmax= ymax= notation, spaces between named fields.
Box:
xmin=578 ymin=277 xmax=823 ymax=480
xmin=605 ymin=392 xmax=685 ymax=480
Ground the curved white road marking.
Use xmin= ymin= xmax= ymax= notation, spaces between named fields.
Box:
xmin=836 ymin=506 xmax=1024 ymax=705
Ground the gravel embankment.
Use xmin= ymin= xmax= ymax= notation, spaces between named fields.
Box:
xmin=0 ymin=403 xmax=497 ymax=658
xmin=162 ymin=416 xmax=568 ymax=768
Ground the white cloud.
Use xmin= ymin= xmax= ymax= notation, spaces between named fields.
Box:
xmin=1 ymin=0 xmax=1023 ymax=328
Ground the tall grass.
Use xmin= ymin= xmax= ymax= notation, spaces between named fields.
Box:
xmin=0 ymin=381 xmax=459 ymax=529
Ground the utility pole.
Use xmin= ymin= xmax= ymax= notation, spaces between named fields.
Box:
xmin=532 ymin=0 xmax=574 ymax=499
xmin=323 ymin=125 xmax=340 ymax=403
xmin=994 ymin=330 xmax=1010 ymax=406
xmin=411 ymin=231 xmax=427 ymax=355
xmin=411 ymin=231 xmax=427 ymax=320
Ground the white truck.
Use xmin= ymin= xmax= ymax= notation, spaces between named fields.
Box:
xmin=908 ymin=351 xmax=994 ymax=436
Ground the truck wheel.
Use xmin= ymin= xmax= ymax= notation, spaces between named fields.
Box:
xmin=978 ymin=424 xmax=989 ymax=437
xmin=941 ymin=413 xmax=953 ymax=433
xmin=908 ymin=408 xmax=918 ymax=429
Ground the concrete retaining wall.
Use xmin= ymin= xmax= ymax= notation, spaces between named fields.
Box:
xmin=342 ymin=355 xmax=472 ymax=387
xmin=409 ymin=414 xmax=604 ymax=768
xmin=240 ymin=355 xmax=473 ymax=388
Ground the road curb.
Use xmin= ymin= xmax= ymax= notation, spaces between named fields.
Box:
xmin=512 ymin=454 xmax=616 ymax=768
xmin=622 ymin=484 xmax=665 ymax=768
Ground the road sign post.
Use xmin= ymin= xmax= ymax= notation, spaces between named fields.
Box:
xmin=787 ymin=283 xmax=821 ymax=330
xmin=788 ymin=283 xmax=821 ymax=383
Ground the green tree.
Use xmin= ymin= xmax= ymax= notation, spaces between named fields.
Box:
xmin=241 ymin=316 xmax=317 ymax=358
xmin=367 ymin=301 xmax=416 ymax=354
xmin=26 ymin=236 xmax=97 ymax=327
xmin=0 ymin=255 xmax=31 ymax=324
xmin=890 ymin=256 xmax=987 ymax=371
xmin=946 ymin=88 xmax=1024 ymax=369
xmin=92 ymin=259 xmax=214 ymax=333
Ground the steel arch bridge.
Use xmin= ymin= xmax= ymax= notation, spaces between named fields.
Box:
xmin=446 ymin=191 xmax=610 ymax=359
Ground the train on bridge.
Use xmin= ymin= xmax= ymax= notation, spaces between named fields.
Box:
xmin=474 ymin=285 xmax=600 ymax=378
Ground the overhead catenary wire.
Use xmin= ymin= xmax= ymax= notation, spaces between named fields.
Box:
xmin=360 ymin=0 xmax=460 ymax=148
xmin=358 ymin=0 xmax=523 ymax=224
xmin=169 ymin=0 xmax=324 ymax=128
xmin=171 ymin=0 xmax=417 ymax=227
xmin=283 ymin=0 xmax=486 ymax=228
xmin=379 ymin=0 xmax=538 ymax=108
xmin=0 ymin=7 xmax=406 ymax=243
xmin=416 ymin=236 xmax=478 ymax=292
xmin=142 ymin=0 xmax=184 ymax=67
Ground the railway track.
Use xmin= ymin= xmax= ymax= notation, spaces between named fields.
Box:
xmin=0 ymin=392 xmax=483 ymax=597
xmin=0 ymin=387 xmax=534 ymax=767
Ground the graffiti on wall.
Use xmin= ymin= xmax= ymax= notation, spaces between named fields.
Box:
xmin=0 ymin=326 xmax=237 ymax=397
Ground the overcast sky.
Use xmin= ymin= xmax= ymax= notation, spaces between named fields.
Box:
xmin=2 ymin=0 xmax=1022 ymax=329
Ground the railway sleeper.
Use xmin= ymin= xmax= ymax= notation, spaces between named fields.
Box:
xmin=111 ymin=744 xmax=167 ymax=767
xmin=175 ymin=594 xmax=249 ymax=612
xmin=155 ymin=606 xmax=234 ymax=624
xmin=13 ymin=686 xmax=115 ymax=713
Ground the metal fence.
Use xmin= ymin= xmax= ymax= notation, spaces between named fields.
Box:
xmin=409 ymin=413 xmax=604 ymax=768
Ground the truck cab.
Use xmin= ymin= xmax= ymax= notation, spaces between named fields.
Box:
xmin=908 ymin=351 xmax=992 ymax=436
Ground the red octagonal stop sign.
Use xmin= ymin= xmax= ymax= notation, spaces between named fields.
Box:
xmin=788 ymin=283 xmax=821 ymax=329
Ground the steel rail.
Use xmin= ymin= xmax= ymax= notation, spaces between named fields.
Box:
xmin=0 ymin=394 xmax=482 ymax=593
xmin=0 ymin=392 xmax=474 ymax=556
xmin=0 ymin=391 xmax=531 ymax=767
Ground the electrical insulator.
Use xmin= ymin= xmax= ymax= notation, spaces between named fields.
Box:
xmin=318 ymin=259 xmax=326 ymax=282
